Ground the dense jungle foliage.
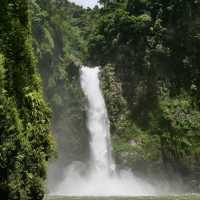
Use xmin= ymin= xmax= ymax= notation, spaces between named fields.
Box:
xmin=31 ymin=0 xmax=98 ymax=190
xmin=0 ymin=0 xmax=54 ymax=199
xmin=1 ymin=0 xmax=200 ymax=199
xmin=33 ymin=0 xmax=200 ymax=193
xmin=89 ymin=0 xmax=200 ymax=191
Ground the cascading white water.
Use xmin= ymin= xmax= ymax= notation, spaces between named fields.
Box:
xmin=80 ymin=66 xmax=115 ymax=176
xmin=53 ymin=66 xmax=157 ymax=196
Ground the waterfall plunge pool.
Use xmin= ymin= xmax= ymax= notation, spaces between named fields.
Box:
xmin=47 ymin=194 xmax=200 ymax=200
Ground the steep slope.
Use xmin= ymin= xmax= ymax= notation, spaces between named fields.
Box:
xmin=31 ymin=0 xmax=99 ymax=189
xmin=0 ymin=1 xmax=54 ymax=199
xmin=29 ymin=0 xmax=200 ymax=194
xmin=89 ymin=0 xmax=200 ymax=191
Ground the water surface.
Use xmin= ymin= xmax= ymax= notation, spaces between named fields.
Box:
xmin=48 ymin=195 xmax=200 ymax=200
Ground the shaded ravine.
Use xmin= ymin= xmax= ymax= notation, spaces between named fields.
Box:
xmin=52 ymin=66 xmax=157 ymax=196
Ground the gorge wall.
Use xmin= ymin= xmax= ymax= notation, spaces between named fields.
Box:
xmin=0 ymin=1 xmax=54 ymax=199
xmin=32 ymin=0 xmax=200 ymax=194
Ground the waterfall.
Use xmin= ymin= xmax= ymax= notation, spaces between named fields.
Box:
xmin=80 ymin=66 xmax=115 ymax=176
xmin=53 ymin=66 xmax=156 ymax=196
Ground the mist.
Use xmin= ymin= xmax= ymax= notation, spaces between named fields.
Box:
xmin=48 ymin=66 xmax=187 ymax=196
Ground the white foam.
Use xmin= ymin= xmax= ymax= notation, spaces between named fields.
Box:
xmin=52 ymin=66 xmax=156 ymax=196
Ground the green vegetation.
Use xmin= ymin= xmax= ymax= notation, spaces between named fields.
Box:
xmin=30 ymin=0 xmax=99 ymax=189
xmin=1 ymin=0 xmax=200 ymax=199
xmin=0 ymin=1 xmax=54 ymax=199
xmin=89 ymin=0 xmax=200 ymax=192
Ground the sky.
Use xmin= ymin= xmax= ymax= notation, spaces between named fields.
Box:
xmin=69 ymin=0 xmax=99 ymax=8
